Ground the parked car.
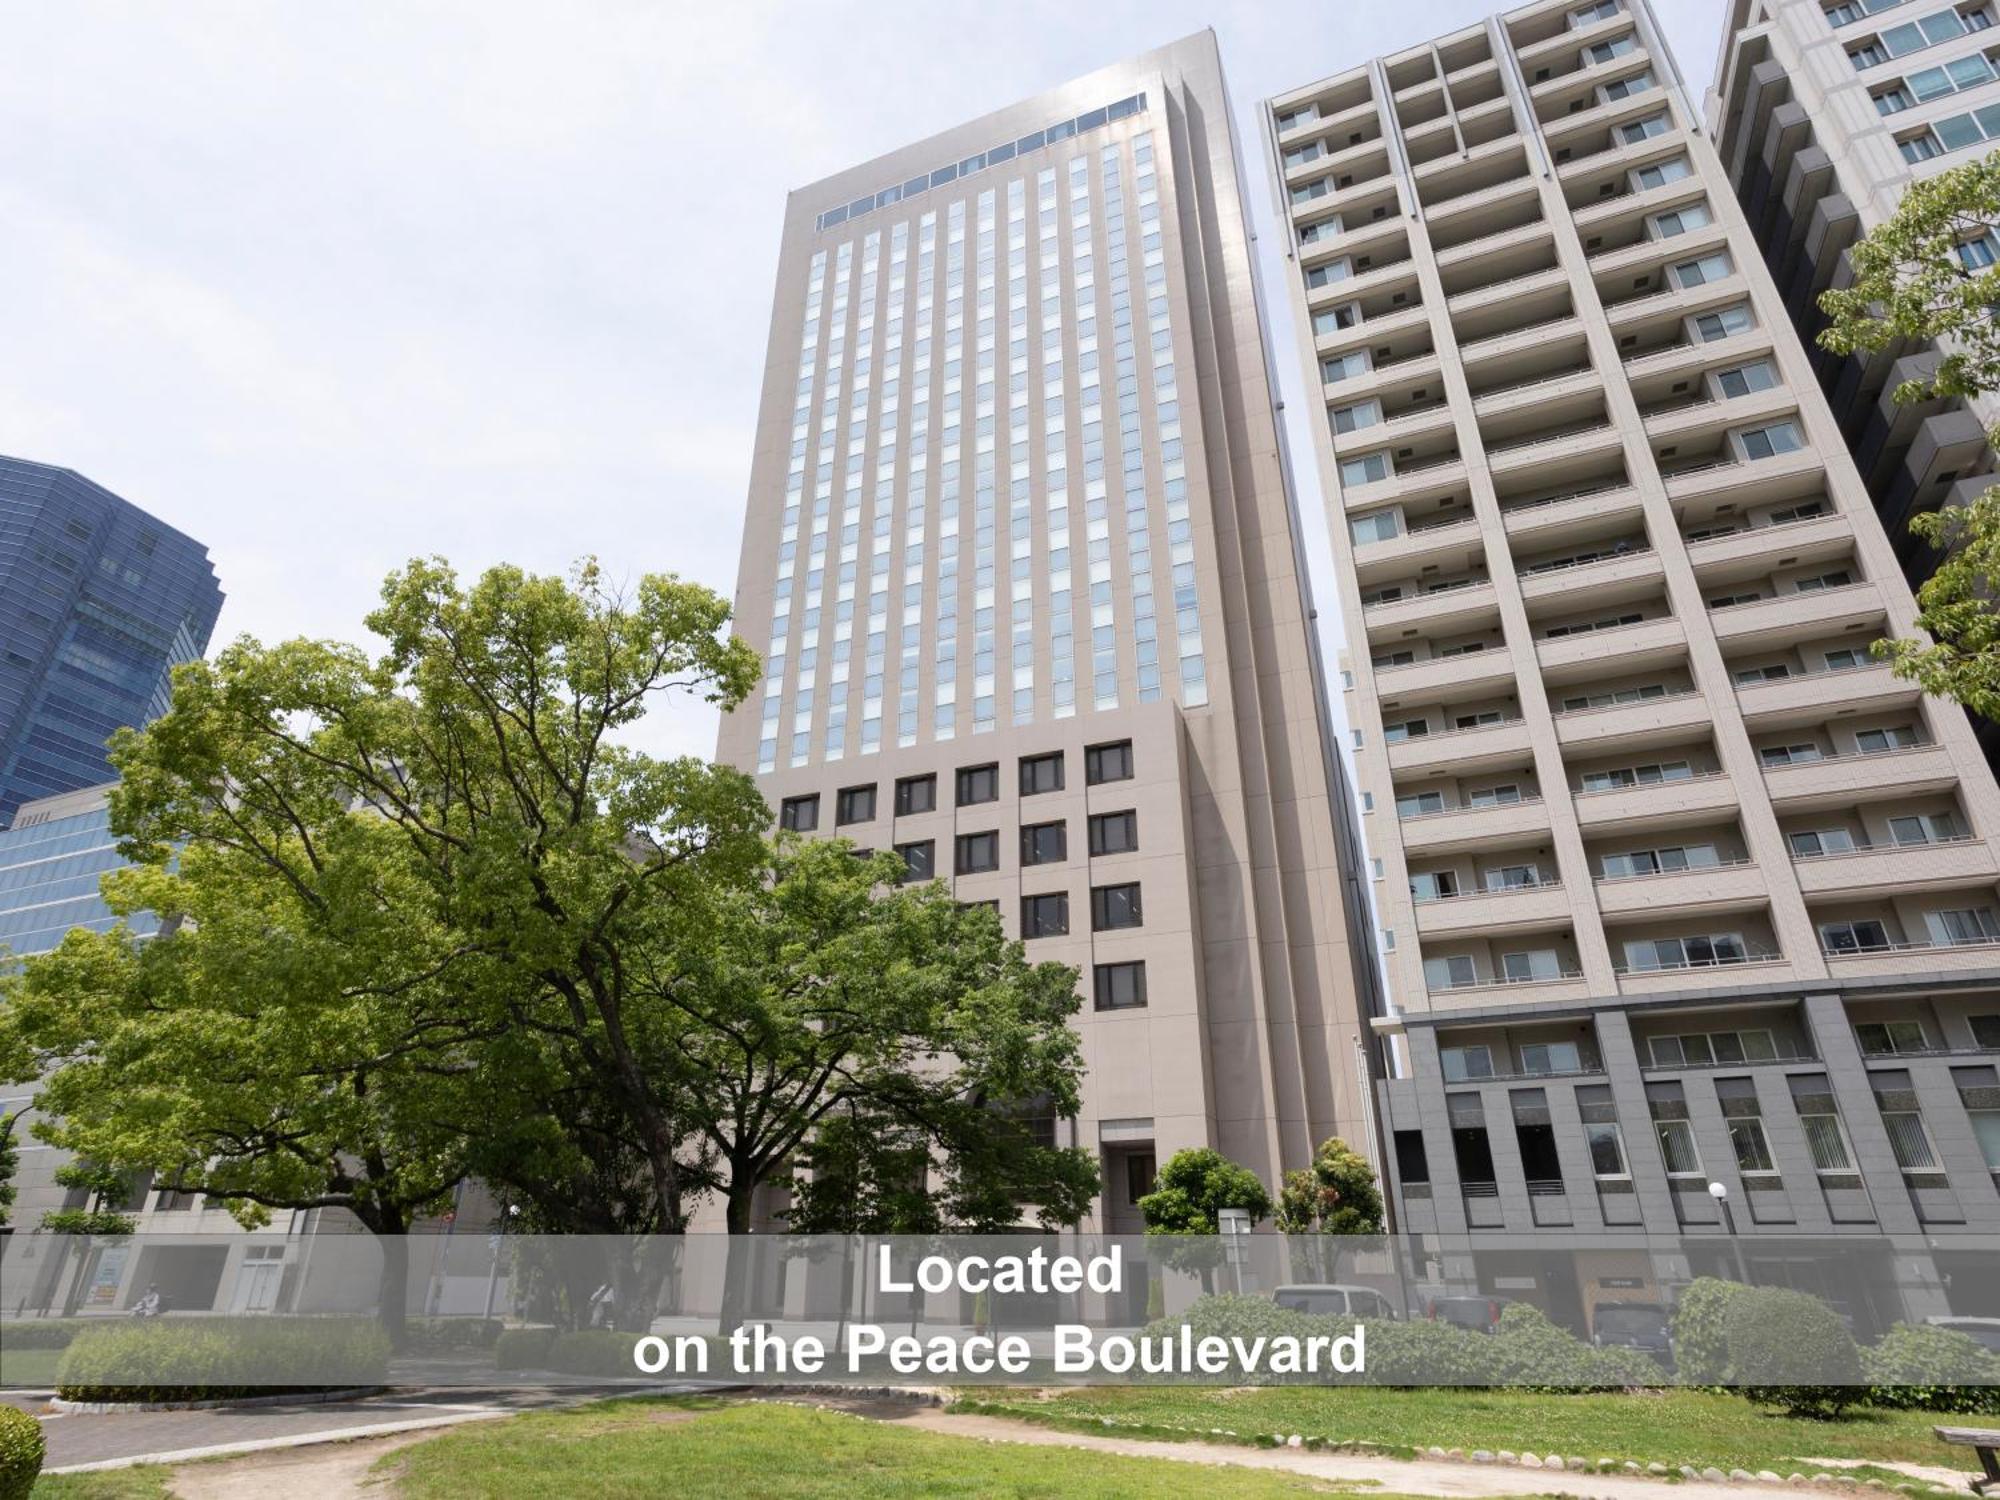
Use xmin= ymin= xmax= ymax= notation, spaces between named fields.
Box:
xmin=1926 ymin=1316 xmax=2000 ymax=1354
xmin=1423 ymin=1294 xmax=1511 ymax=1333
xmin=1271 ymin=1284 xmax=1400 ymax=1320
xmin=1591 ymin=1301 xmax=1672 ymax=1361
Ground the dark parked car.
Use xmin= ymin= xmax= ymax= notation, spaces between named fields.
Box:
xmin=1592 ymin=1301 xmax=1672 ymax=1361
xmin=1424 ymin=1295 xmax=1511 ymax=1333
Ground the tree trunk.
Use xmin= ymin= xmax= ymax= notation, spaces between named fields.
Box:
xmin=716 ymin=1175 xmax=758 ymax=1336
xmin=375 ymin=1225 xmax=411 ymax=1352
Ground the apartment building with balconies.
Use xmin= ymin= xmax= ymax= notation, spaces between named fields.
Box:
xmin=715 ymin=34 xmax=1384 ymax=1233
xmin=1266 ymin=0 xmax=2000 ymax=1249
xmin=1708 ymin=0 xmax=2000 ymax=596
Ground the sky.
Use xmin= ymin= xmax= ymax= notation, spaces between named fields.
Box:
xmin=0 ymin=0 xmax=1725 ymax=762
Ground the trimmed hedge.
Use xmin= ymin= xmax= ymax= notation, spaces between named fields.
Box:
xmin=0 ymin=1318 xmax=91 ymax=1350
xmin=55 ymin=1317 xmax=390 ymax=1404
xmin=1139 ymin=1293 xmax=1657 ymax=1389
xmin=1667 ymin=1276 xmax=1746 ymax=1385
xmin=403 ymin=1317 xmax=504 ymax=1354
xmin=0 ymin=1406 xmax=44 ymax=1500
xmin=493 ymin=1326 xmax=558 ymax=1371
xmin=1727 ymin=1286 xmax=1862 ymax=1419
xmin=1865 ymin=1323 xmax=2000 ymax=1414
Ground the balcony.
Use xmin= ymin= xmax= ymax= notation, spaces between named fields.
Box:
xmin=1616 ymin=946 xmax=1790 ymax=994
xmin=1352 ymin=514 xmax=1481 ymax=577
xmin=1447 ymin=261 xmax=1568 ymax=319
xmin=1326 ymin=348 xmax=1443 ymax=404
xmin=1342 ymin=455 xmax=1471 ymax=515
xmin=1426 ymin=964 xmax=1593 ymax=1006
xmin=1399 ymin=795 xmax=1551 ymax=854
xmin=1362 ymin=578 xmax=1496 ymax=639
xmin=1552 ymin=688 xmax=1710 ymax=753
xmin=1821 ymin=934 xmax=2000 ymax=982
xmin=1761 ymin=742 xmax=1960 ymax=810
xmin=1457 ymin=312 xmax=1585 ymax=372
xmin=1500 ymin=483 xmax=1644 ymax=545
xmin=1792 ymin=837 xmax=1999 ymax=897
xmin=1685 ymin=510 xmax=1851 ymax=571
xmin=1471 ymin=363 xmax=1600 ymax=419
xmin=1535 ymin=613 xmax=1683 ymax=674
xmin=1595 ymin=858 xmax=1769 ymax=918
xmin=1413 ymin=878 xmax=1571 ymax=938
xmin=1606 ymin=272 xmax=1749 ymax=331
xmin=1331 ymin=402 xmax=1457 ymax=458
xmin=1516 ymin=545 xmax=1661 ymax=604
xmin=1664 ymin=446 xmax=1825 ymax=509
xmin=1734 ymin=663 xmax=1919 ymax=726
xmin=1487 ymin=420 xmax=1625 ymax=478
xmin=1387 ymin=716 xmax=1534 ymax=775
xmin=1371 ymin=648 xmax=1516 ymax=700
xmin=1436 ymin=218 xmax=1553 ymax=283
xmin=1572 ymin=768 xmax=1737 ymax=832
xmin=1709 ymin=581 xmax=1885 ymax=650
xmin=1415 ymin=141 xmax=1530 ymax=212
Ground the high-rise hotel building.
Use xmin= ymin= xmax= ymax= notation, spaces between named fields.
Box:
xmin=715 ymin=32 xmax=1382 ymax=1229
xmin=1263 ymin=0 xmax=2000 ymax=1246
xmin=1709 ymin=0 xmax=2000 ymax=591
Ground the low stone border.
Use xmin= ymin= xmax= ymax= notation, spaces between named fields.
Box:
xmin=51 ymin=1385 xmax=388 ymax=1414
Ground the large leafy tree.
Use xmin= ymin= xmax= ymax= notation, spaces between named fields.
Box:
xmin=1138 ymin=1147 xmax=1272 ymax=1293
xmin=0 ymin=558 xmax=767 ymax=1340
xmin=1819 ymin=154 xmax=2000 ymax=713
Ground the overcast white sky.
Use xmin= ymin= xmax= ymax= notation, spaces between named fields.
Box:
xmin=0 ymin=0 xmax=1725 ymax=761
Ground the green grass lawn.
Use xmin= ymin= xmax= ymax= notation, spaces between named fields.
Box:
xmin=32 ymin=1469 xmax=173 ymax=1499
xmin=950 ymin=1387 xmax=1979 ymax=1475
xmin=380 ymin=1395 xmax=1424 ymax=1498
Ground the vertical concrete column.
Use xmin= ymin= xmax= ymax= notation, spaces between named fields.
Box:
xmin=1800 ymin=992 xmax=1919 ymax=1233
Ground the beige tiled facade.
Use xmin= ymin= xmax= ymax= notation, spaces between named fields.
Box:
xmin=1266 ymin=0 xmax=2000 ymax=1238
xmin=714 ymin=32 xmax=1382 ymax=1231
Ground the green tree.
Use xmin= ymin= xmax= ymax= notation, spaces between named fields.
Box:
xmin=1138 ymin=1147 xmax=1272 ymax=1293
xmin=0 ymin=1111 xmax=18 ymax=1229
xmin=39 ymin=1160 xmax=138 ymax=1238
xmin=1819 ymin=154 xmax=2000 ymax=714
xmin=0 ymin=557 xmax=767 ymax=1342
xmin=1274 ymin=1136 xmax=1384 ymax=1235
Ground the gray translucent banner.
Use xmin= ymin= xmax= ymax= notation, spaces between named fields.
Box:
xmin=4 ymin=1232 xmax=1996 ymax=1389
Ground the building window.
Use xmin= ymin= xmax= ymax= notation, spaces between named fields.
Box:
xmin=1022 ymin=821 xmax=1067 ymax=865
xmin=1927 ymin=907 xmax=2000 ymax=945
xmin=955 ymin=830 xmax=1000 ymax=875
xmin=1440 ymin=1044 xmax=1494 ymax=1081
xmin=1717 ymin=1078 xmax=1778 ymax=1176
xmin=895 ymin=774 xmax=936 ymax=815
xmin=1821 ymin=918 xmax=1892 ymax=953
xmin=1022 ymin=891 xmax=1069 ymax=938
xmin=1648 ymin=1080 xmax=1703 ymax=1177
xmin=1424 ymin=954 xmax=1479 ymax=989
xmin=1085 ymin=740 xmax=1133 ymax=785
xmin=1856 ymin=1020 xmax=1928 ymax=1054
xmin=1091 ymin=882 xmax=1143 ymax=931
xmin=1393 ymin=1129 xmax=1430 ymax=1184
xmin=957 ymin=763 xmax=1000 ymax=806
xmin=1020 ymin=752 xmax=1065 ymax=796
xmin=1519 ymin=1040 xmax=1583 ymax=1074
xmin=894 ymin=840 xmax=935 ymax=884
xmin=779 ymin=794 xmax=820 ymax=832
xmin=1788 ymin=1076 xmax=1855 ymax=1174
xmin=1647 ymin=1028 xmax=1777 ymax=1066
xmin=1125 ymin=1151 xmax=1157 ymax=1205
xmin=836 ymin=784 xmax=877 ymax=826
xmin=1970 ymin=1014 xmax=2000 ymax=1048
xmin=1088 ymin=810 xmax=1138 ymax=855
xmin=1874 ymin=1074 xmax=1942 ymax=1174
xmin=1094 ymin=960 xmax=1148 ymax=1010
xmin=1579 ymin=1086 xmax=1629 ymax=1179
xmin=1737 ymin=421 xmax=1804 ymax=459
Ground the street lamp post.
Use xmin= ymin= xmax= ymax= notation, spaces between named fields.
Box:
xmin=1708 ymin=1181 xmax=1748 ymax=1285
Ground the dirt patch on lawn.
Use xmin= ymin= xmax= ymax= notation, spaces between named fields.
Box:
xmin=168 ymin=1430 xmax=448 ymax=1499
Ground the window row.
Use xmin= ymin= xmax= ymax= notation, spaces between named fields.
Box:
xmin=776 ymin=740 xmax=1135 ymax=830
xmin=1020 ymin=882 xmax=1145 ymax=936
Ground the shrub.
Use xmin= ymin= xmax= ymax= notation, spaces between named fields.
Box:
xmin=403 ymin=1318 xmax=504 ymax=1355
xmin=1362 ymin=1316 xmax=1500 ymax=1386
xmin=0 ymin=1406 xmax=44 ymax=1500
xmin=0 ymin=1319 xmax=91 ymax=1350
xmin=1865 ymin=1324 xmax=2000 ymax=1414
xmin=493 ymin=1327 xmax=558 ymax=1371
xmin=1138 ymin=1293 xmax=1355 ymax=1381
xmin=1487 ymin=1303 xmax=1657 ymax=1391
xmin=546 ymin=1330 xmax=647 ymax=1377
xmin=1670 ymin=1277 xmax=1748 ymax=1385
xmin=1726 ymin=1287 xmax=1863 ymax=1419
xmin=55 ymin=1317 xmax=390 ymax=1403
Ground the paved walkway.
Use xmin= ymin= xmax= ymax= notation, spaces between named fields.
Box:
xmin=18 ymin=1385 xmax=696 ymax=1474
